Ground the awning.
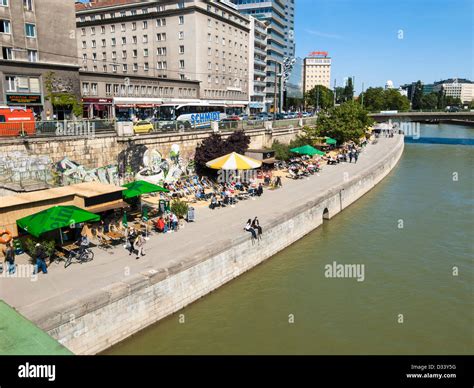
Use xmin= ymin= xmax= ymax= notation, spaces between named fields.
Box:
xmin=85 ymin=200 xmax=130 ymax=214
xmin=136 ymin=104 xmax=156 ymax=108
xmin=115 ymin=104 xmax=135 ymax=108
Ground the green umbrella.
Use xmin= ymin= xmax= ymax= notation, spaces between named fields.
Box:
xmin=290 ymin=145 xmax=325 ymax=156
xmin=325 ymin=137 xmax=337 ymax=145
xmin=17 ymin=205 xmax=100 ymax=238
xmin=122 ymin=180 xmax=169 ymax=199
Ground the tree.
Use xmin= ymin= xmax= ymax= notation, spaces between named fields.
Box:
xmin=411 ymin=80 xmax=423 ymax=110
xmin=271 ymin=136 xmax=307 ymax=161
xmin=334 ymin=87 xmax=346 ymax=104
xmin=304 ymin=85 xmax=334 ymax=110
xmin=360 ymin=87 xmax=385 ymax=111
xmin=45 ymin=71 xmax=82 ymax=118
xmin=194 ymin=131 xmax=251 ymax=176
xmin=420 ymin=92 xmax=438 ymax=110
xmin=385 ymin=88 xmax=410 ymax=111
xmin=305 ymin=101 xmax=374 ymax=145
xmin=342 ymin=77 xmax=354 ymax=102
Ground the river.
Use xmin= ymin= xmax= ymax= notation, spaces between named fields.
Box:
xmin=104 ymin=123 xmax=474 ymax=355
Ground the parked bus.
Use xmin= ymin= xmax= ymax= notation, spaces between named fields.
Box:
xmin=155 ymin=102 xmax=244 ymax=129
xmin=0 ymin=106 xmax=36 ymax=137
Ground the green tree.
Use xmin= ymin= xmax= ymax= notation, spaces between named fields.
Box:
xmin=385 ymin=89 xmax=410 ymax=111
xmin=305 ymin=101 xmax=374 ymax=144
xmin=420 ymin=92 xmax=438 ymax=110
xmin=411 ymin=81 xmax=423 ymax=110
xmin=334 ymin=87 xmax=346 ymax=104
xmin=360 ymin=87 xmax=385 ymax=111
xmin=304 ymin=85 xmax=334 ymax=110
xmin=343 ymin=77 xmax=354 ymax=102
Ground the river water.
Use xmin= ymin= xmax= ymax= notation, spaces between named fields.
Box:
xmin=105 ymin=123 xmax=473 ymax=355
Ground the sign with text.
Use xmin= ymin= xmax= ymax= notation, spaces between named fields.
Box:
xmin=6 ymin=94 xmax=42 ymax=104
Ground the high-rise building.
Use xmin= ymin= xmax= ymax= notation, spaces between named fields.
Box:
xmin=0 ymin=0 xmax=80 ymax=119
xmin=76 ymin=0 xmax=251 ymax=117
xmin=303 ymin=51 xmax=331 ymax=92
xmin=231 ymin=0 xmax=295 ymax=112
xmin=248 ymin=16 xmax=267 ymax=113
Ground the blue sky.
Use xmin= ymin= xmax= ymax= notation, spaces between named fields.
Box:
xmin=295 ymin=0 xmax=473 ymax=92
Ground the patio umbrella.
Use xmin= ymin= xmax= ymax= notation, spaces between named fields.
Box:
xmin=290 ymin=145 xmax=325 ymax=156
xmin=206 ymin=152 xmax=262 ymax=170
xmin=122 ymin=180 xmax=169 ymax=199
xmin=325 ymin=137 xmax=337 ymax=145
xmin=16 ymin=205 xmax=100 ymax=238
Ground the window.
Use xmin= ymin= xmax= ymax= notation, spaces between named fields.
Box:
xmin=103 ymin=64 xmax=107 ymax=72
xmin=91 ymin=27 xmax=95 ymax=35
xmin=25 ymin=23 xmax=36 ymax=38
xmin=179 ymin=60 xmax=184 ymax=69
xmin=5 ymin=76 xmax=16 ymax=92
xmin=121 ymin=23 xmax=125 ymax=32
xmin=102 ymin=52 xmax=106 ymax=60
xmin=158 ymin=5 xmax=165 ymax=12
xmin=105 ymin=84 xmax=112 ymax=96
xmin=208 ymin=47 xmax=211 ymax=56
xmin=131 ymin=9 xmax=137 ymax=15
xmin=91 ymin=40 xmax=96 ymax=48
xmin=208 ymin=62 xmax=211 ymax=70
xmin=180 ymin=74 xmax=185 ymax=80
xmin=142 ymin=8 xmax=148 ymax=14
xmin=178 ymin=16 xmax=184 ymax=25
xmin=133 ymin=63 xmax=138 ymax=72
xmin=120 ymin=85 xmax=126 ymax=96
xmin=179 ymin=45 xmax=184 ymax=54
xmin=82 ymin=41 xmax=86 ymax=49
xmin=111 ymin=38 xmax=116 ymax=46
xmin=112 ymin=64 xmax=117 ymax=73
xmin=92 ymin=52 xmax=97 ymax=61
xmin=208 ymin=75 xmax=211 ymax=83
xmin=120 ymin=11 xmax=126 ymax=17
xmin=132 ymin=22 xmax=136 ymax=31
xmin=81 ymin=28 xmax=85 ymax=36
xmin=132 ymin=49 xmax=137 ymax=57
xmin=144 ymin=62 xmax=149 ymax=71
xmin=0 ymin=0 xmax=7 ymax=6
xmin=121 ymin=37 xmax=126 ymax=45
xmin=82 ymin=83 xmax=89 ymax=95
xmin=0 ymin=19 xmax=11 ymax=34
xmin=101 ymin=26 xmax=105 ymax=34
xmin=178 ymin=31 xmax=184 ymax=40
xmin=113 ymin=84 xmax=119 ymax=95
xmin=142 ymin=35 xmax=148 ymax=43
xmin=177 ymin=1 xmax=184 ymax=9
xmin=23 ymin=0 xmax=33 ymax=11
xmin=208 ymin=19 xmax=211 ymax=27
xmin=132 ymin=35 xmax=137 ymax=44
xmin=157 ymin=33 xmax=166 ymax=41
xmin=112 ymin=51 xmax=117 ymax=60
xmin=110 ymin=25 xmax=115 ymax=33
xmin=143 ymin=48 xmax=148 ymax=57
xmin=143 ymin=21 xmax=148 ymax=29
xmin=156 ymin=18 xmax=166 ymax=27
xmin=91 ymin=83 xmax=98 ymax=96
xmin=122 ymin=64 xmax=128 ymax=72
xmin=122 ymin=50 xmax=127 ymax=59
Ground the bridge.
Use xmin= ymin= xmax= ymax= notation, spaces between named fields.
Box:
xmin=369 ymin=111 xmax=474 ymax=123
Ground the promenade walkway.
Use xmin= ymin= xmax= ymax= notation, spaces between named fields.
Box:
xmin=0 ymin=135 xmax=401 ymax=322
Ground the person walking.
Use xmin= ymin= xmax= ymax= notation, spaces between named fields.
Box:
xmin=134 ymin=232 xmax=146 ymax=260
xmin=126 ymin=227 xmax=137 ymax=255
xmin=349 ymin=151 xmax=353 ymax=163
xmin=3 ymin=242 xmax=15 ymax=274
xmin=354 ymin=150 xmax=359 ymax=163
xmin=33 ymin=243 xmax=48 ymax=275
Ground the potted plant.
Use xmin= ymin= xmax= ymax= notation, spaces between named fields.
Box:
xmin=170 ymin=199 xmax=189 ymax=226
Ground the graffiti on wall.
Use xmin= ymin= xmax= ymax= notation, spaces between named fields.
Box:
xmin=56 ymin=158 xmax=120 ymax=186
xmin=0 ymin=152 xmax=54 ymax=186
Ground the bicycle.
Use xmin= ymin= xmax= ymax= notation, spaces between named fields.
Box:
xmin=64 ymin=247 xmax=94 ymax=268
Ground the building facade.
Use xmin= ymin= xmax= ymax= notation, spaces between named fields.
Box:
xmin=231 ymin=0 xmax=293 ymax=113
xmin=0 ymin=0 xmax=80 ymax=119
xmin=248 ymin=16 xmax=267 ymax=113
xmin=76 ymin=0 xmax=251 ymax=117
xmin=433 ymin=78 xmax=473 ymax=103
xmin=303 ymin=52 xmax=331 ymax=92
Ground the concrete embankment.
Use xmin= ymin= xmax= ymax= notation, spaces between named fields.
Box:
xmin=12 ymin=135 xmax=404 ymax=354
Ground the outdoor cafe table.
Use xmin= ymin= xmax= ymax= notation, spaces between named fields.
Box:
xmin=106 ymin=231 xmax=124 ymax=241
xmin=58 ymin=242 xmax=79 ymax=253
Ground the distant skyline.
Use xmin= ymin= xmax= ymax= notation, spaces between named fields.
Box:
xmin=295 ymin=0 xmax=473 ymax=93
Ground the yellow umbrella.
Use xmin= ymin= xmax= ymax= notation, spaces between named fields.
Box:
xmin=206 ymin=152 xmax=262 ymax=170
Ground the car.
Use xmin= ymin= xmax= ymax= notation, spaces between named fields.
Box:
xmin=446 ymin=106 xmax=460 ymax=112
xmin=238 ymin=114 xmax=249 ymax=121
xmin=133 ymin=120 xmax=154 ymax=134
xmin=221 ymin=115 xmax=240 ymax=122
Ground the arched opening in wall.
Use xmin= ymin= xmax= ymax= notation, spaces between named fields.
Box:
xmin=322 ymin=208 xmax=330 ymax=221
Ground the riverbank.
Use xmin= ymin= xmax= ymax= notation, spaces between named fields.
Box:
xmin=0 ymin=135 xmax=404 ymax=354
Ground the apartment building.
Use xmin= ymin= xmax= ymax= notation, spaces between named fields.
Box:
xmin=303 ymin=52 xmax=331 ymax=92
xmin=248 ymin=16 xmax=267 ymax=113
xmin=433 ymin=78 xmax=474 ymax=104
xmin=0 ymin=0 xmax=80 ymax=119
xmin=76 ymin=0 xmax=251 ymax=117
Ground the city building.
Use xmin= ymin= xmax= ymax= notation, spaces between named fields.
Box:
xmin=0 ymin=0 xmax=81 ymax=119
xmin=76 ymin=0 xmax=251 ymax=117
xmin=248 ymin=16 xmax=267 ymax=113
xmin=286 ymin=56 xmax=302 ymax=99
xmin=303 ymin=51 xmax=331 ymax=92
xmin=385 ymin=80 xmax=394 ymax=89
xmin=231 ymin=0 xmax=294 ymax=113
xmin=433 ymin=78 xmax=473 ymax=103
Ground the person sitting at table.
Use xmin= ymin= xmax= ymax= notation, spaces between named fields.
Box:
xmin=154 ymin=217 xmax=168 ymax=233
xmin=209 ymin=194 xmax=218 ymax=210
xmin=256 ymin=183 xmax=263 ymax=197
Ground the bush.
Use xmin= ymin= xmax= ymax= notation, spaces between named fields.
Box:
xmin=271 ymin=136 xmax=308 ymax=161
xmin=23 ymin=237 xmax=56 ymax=261
xmin=170 ymin=199 xmax=189 ymax=219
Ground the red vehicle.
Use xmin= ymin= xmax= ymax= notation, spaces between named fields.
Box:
xmin=0 ymin=106 xmax=36 ymax=137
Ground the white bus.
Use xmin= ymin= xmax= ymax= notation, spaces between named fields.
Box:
xmin=156 ymin=102 xmax=244 ymax=128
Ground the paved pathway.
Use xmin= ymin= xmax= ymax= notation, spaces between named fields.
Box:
xmin=0 ymin=136 xmax=401 ymax=320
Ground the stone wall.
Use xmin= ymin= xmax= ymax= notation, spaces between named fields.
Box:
xmin=0 ymin=127 xmax=300 ymax=171
xmin=35 ymin=136 xmax=404 ymax=354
